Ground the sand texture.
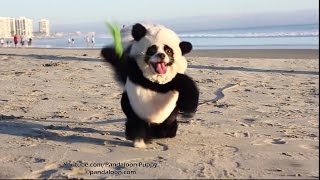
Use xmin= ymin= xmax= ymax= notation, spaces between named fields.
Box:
xmin=0 ymin=48 xmax=319 ymax=179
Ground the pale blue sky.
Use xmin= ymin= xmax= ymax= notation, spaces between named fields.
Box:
xmin=1 ymin=0 xmax=318 ymax=32
xmin=0 ymin=0 xmax=318 ymax=23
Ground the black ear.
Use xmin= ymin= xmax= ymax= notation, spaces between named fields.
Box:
xmin=132 ymin=23 xmax=147 ymax=41
xmin=179 ymin=41 xmax=192 ymax=55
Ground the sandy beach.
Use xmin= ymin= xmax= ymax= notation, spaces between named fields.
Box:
xmin=0 ymin=48 xmax=318 ymax=179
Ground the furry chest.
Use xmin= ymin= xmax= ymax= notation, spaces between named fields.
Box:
xmin=125 ymin=79 xmax=179 ymax=124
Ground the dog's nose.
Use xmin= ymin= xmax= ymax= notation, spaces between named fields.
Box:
xmin=157 ymin=53 xmax=165 ymax=60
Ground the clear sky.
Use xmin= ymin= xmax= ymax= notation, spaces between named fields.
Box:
xmin=0 ymin=0 xmax=318 ymax=24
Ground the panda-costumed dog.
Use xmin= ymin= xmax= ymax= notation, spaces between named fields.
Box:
xmin=101 ymin=23 xmax=199 ymax=148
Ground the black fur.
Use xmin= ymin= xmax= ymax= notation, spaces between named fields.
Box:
xmin=144 ymin=45 xmax=158 ymax=63
xmin=101 ymin=46 xmax=132 ymax=84
xmin=179 ymin=41 xmax=193 ymax=55
xmin=146 ymin=45 xmax=158 ymax=56
xmin=101 ymin=45 xmax=198 ymax=143
xmin=174 ymin=73 xmax=199 ymax=115
xmin=132 ymin=23 xmax=147 ymax=41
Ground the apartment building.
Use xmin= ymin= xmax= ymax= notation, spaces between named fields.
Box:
xmin=15 ymin=17 xmax=33 ymax=37
xmin=0 ymin=16 xmax=33 ymax=38
xmin=0 ymin=17 xmax=15 ymax=38
xmin=39 ymin=19 xmax=50 ymax=36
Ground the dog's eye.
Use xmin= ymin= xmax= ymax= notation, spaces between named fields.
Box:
xmin=146 ymin=45 xmax=157 ymax=56
xmin=164 ymin=45 xmax=174 ymax=56
xmin=165 ymin=49 xmax=172 ymax=54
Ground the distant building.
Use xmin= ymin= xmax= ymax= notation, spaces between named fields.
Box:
xmin=0 ymin=16 xmax=34 ymax=38
xmin=0 ymin=17 xmax=15 ymax=38
xmin=15 ymin=17 xmax=33 ymax=37
xmin=1 ymin=16 xmax=51 ymax=38
xmin=39 ymin=19 xmax=50 ymax=36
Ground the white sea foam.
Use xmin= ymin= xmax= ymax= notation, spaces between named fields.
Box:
xmin=178 ymin=31 xmax=319 ymax=38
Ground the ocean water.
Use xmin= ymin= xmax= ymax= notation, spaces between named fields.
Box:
xmin=178 ymin=24 xmax=319 ymax=49
xmin=30 ymin=24 xmax=319 ymax=49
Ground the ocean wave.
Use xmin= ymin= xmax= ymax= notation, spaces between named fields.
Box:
xmin=178 ymin=31 xmax=319 ymax=38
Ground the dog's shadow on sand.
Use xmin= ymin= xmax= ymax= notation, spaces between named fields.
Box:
xmin=0 ymin=114 xmax=132 ymax=147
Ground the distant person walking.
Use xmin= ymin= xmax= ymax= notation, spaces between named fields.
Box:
xmin=67 ymin=38 xmax=71 ymax=47
xmin=28 ymin=38 xmax=32 ymax=47
xmin=85 ymin=36 xmax=90 ymax=47
xmin=71 ymin=38 xmax=75 ymax=47
xmin=13 ymin=34 xmax=19 ymax=48
xmin=91 ymin=35 xmax=95 ymax=48
xmin=20 ymin=35 xmax=25 ymax=47
xmin=0 ymin=38 xmax=4 ymax=47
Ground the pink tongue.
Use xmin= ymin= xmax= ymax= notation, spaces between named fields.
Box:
xmin=155 ymin=62 xmax=167 ymax=74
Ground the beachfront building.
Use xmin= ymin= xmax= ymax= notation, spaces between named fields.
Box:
xmin=0 ymin=17 xmax=16 ymax=38
xmin=39 ymin=19 xmax=50 ymax=36
xmin=15 ymin=17 xmax=33 ymax=37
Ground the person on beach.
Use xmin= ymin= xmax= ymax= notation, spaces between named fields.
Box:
xmin=0 ymin=38 xmax=4 ymax=47
xmin=67 ymin=38 xmax=71 ymax=47
xmin=13 ymin=34 xmax=19 ymax=48
xmin=71 ymin=38 xmax=75 ymax=47
xmin=91 ymin=35 xmax=95 ymax=48
xmin=20 ymin=35 xmax=25 ymax=47
xmin=85 ymin=36 xmax=90 ymax=47
xmin=28 ymin=38 xmax=32 ymax=47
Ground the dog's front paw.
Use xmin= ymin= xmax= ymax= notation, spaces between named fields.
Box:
xmin=133 ymin=138 xmax=147 ymax=149
xmin=182 ymin=112 xmax=195 ymax=118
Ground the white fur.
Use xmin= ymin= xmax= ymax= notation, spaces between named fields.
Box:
xmin=133 ymin=138 xmax=146 ymax=148
xmin=135 ymin=55 xmax=187 ymax=84
xmin=125 ymin=78 xmax=179 ymax=124
xmin=120 ymin=25 xmax=134 ymax=50
xmin=122 ymin=23 xmax=187 ymax=84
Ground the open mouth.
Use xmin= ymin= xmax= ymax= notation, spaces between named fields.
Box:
xmin=151 ymin=61 xmax=167 ymax=74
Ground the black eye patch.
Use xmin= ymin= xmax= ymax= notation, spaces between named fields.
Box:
xmin=145 ymin=45 xmax=157 ymax=63
xmin=146 ymin=45 xmax=158 ymax=56
xmin=164 ymin=45 xmax=175 ymax=66
xmin=164 ymin=45 xmax=174 ymax=58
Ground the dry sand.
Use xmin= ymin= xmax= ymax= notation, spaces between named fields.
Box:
xmin=0 ymin=48 xmax=319 ymax=179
